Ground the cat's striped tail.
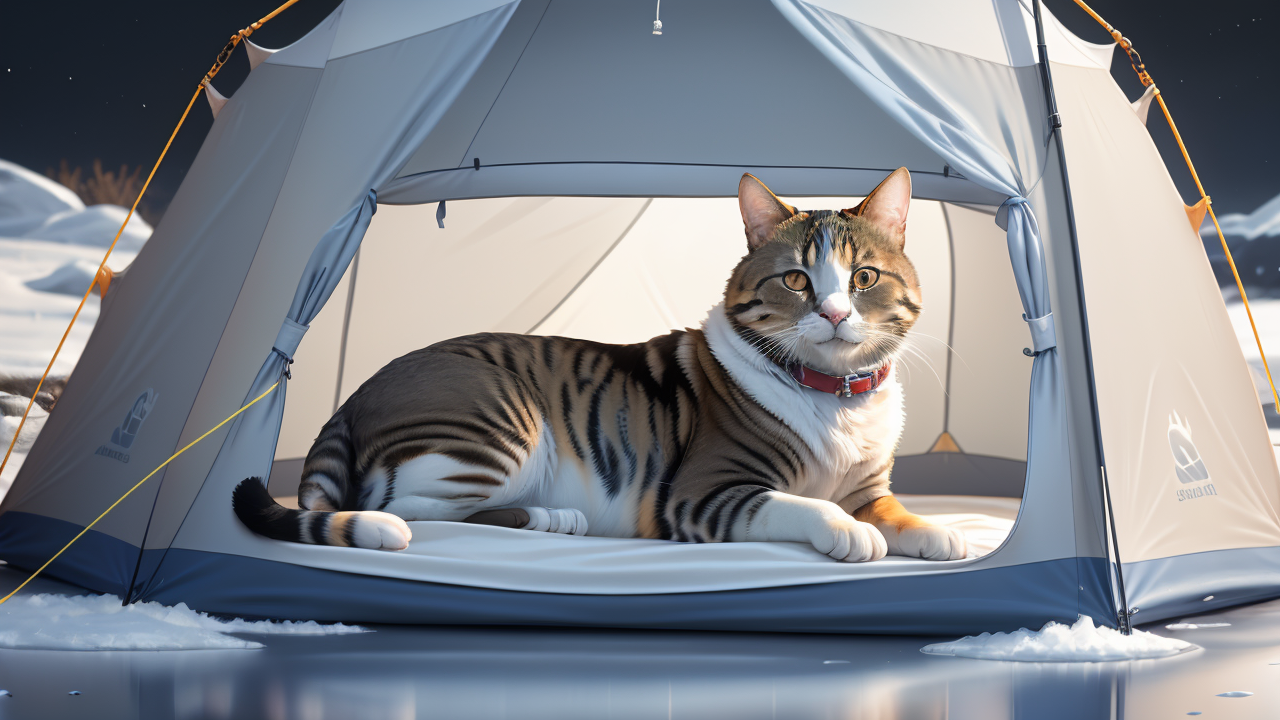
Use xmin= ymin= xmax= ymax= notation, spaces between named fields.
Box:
xmin=232 ymin=478 xmax=411 ymax=550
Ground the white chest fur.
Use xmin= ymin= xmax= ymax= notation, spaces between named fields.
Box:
xmin=702 ymin=304 xmax=905 ymax=497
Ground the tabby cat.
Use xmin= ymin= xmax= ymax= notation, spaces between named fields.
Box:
xmin=233 ymin=169 xmax=967 ymax=562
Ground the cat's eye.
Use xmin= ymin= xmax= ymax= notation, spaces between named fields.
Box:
xmin=783 ymin=271 xmax=809 ymax=292
xmin=852 ymin=267 xmax=880 ymax=291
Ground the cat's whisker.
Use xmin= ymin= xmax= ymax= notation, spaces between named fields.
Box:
xmin=899 ymin=330 xmax=973 ymax=376
xmin=893 ymin=343 xmax=947 ymax=394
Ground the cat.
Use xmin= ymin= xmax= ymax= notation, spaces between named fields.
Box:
xmin=233 ymin=168 xmax=967 ymax=562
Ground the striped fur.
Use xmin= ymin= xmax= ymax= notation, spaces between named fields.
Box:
xmin=233 ymin=169 xmax=967 ymax=561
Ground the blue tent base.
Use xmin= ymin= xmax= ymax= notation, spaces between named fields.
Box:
xmin=1124 ymin=545 xmax=1280 ymax=626
xmin=135 ymin=550 xmax=1113 ymax=636
xmin=1 ymin=510 xmax=1121 ymax=635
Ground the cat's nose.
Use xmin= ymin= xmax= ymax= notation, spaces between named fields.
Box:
xmin=818 ymin=296 xmax=850 ymax=327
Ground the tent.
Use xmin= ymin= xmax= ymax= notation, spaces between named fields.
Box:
xmin=2 ymin=0 xmax=1278 ymax=634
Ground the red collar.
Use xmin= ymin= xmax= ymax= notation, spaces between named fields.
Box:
xmin=787 ymin=361 xmax=892 ymax=397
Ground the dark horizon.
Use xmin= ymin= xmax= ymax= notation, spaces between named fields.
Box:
xmin=0 ymin=0 xmax=1273 ymax=222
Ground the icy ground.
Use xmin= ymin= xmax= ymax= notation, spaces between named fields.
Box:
xmin=920 ymin=615 xmax=1195 ymax=662
xmin=0 ymin=593 xmax=366 ymax=651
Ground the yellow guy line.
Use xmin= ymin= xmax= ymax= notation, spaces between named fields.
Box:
xmin=1071 ymin=0 xmax=1280 ymax=409
xmin=0 ymin=381 xmax=280 ymax=606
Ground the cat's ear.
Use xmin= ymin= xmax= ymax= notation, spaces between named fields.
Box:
xmin=739 ymin=174 xmax=797 ymax=251
xmin=844 ymin=167 xmax=911 ymax=248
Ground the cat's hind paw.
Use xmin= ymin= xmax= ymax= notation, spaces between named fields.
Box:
xmin=522 ymin=507 xmax=589 ymax=536
xmin=345 ymin=511 xmax=413 ymax=551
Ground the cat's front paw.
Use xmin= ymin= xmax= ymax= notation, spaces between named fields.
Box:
xmin=890 ymin=523 xmax=967 ymax=560
xmin=811 ymin=514 xmax=887 ymax=562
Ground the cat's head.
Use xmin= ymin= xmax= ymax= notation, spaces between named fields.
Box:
xmin=724 ymin=169 xmax=921 ymax=376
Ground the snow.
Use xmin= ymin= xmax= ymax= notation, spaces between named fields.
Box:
xmin=0 ymin=159 xmax=82 ymax=237
xmin=920 ymin=615 xmax=1195 ymax=662
xmin=1204 ymin=191 xmax=1280 ymax=240
xmin=23 ymin=204 xmax=152 ymax=252
xmin=0 ymin=593 xmax=367 ymax=651
xmin=1165 ymin=622 xmax=1231 ymax=630
xmin=23 ymin=259 xmax=103 ymax=296
xmin=0 ymin=159 xmax=146 ymax=495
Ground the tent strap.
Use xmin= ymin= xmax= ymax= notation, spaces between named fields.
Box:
xmin=0 ymin=0 xmax=306 ymax=487
xmin=1070 ymin=0 xmax=1280 ymax=411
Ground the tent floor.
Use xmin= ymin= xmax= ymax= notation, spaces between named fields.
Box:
xmin=0 ymin=563 xmax=1275 ymax=719
xmin=262 ymin=493 xmax=1020 ymax=595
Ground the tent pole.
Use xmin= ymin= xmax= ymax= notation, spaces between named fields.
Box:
xmin=333 ymin=247 xmax=362 ymax=414
xmin=1031 ymin=0 xmax=1132 ymax=634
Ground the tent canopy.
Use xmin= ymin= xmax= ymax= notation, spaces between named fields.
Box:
xmin=1 ymin=0 xmax=1277 ymax=634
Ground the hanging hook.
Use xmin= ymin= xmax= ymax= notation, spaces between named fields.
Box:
xmin=653 ymin=0 xmax=662 ymax=34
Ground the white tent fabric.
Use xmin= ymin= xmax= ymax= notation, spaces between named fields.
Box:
xmin=1050 ymin=63 xmax=1280 ymax=564
xmin=2 ymin=0 xmax=1276 ymax=633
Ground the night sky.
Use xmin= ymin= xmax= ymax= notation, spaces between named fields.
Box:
xmin=0 ymin=0 xmax=1273 ymax=221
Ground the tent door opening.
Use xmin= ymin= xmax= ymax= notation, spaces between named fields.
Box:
xmin=269 ymin=194 xmax=1033 ymax=515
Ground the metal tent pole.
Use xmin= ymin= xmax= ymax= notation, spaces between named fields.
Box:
xmin=1031 ymin=0 xmax=1133 ymax=633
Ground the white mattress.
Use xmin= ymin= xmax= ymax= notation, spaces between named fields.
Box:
xmin=266 ymin=494 xmax=1020 ymax=595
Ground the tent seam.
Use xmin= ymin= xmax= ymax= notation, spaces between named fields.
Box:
xmin=940 ymin=203 xmax=957 ymax=432
xmin=525 ymin=198 xmax=653 ymax=334
xmin=395 ymin=160 xmax=961 ymax=182
xmin=456 ymin=0 xmax=553 ymax=170
xmin=319 ymin=1 xmax=525 ymax=63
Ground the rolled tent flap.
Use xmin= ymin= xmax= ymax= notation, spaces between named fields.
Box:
xmin=1000 ymin=198 xmax=1057 ymax=355
xmin=132 ymin=191 xmax=377 ymax=598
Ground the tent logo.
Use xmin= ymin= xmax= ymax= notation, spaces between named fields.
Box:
xmin=1169 ymin=411 xmax=1216 ymax=501
xmin=93 ymin=389 xmax=159 ymax=463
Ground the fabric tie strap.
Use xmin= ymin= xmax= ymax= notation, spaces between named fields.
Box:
xmin=1023 ymin=312 xmax=1056 ymax=354
xmin=995 ymin=195 xmax=1029 ymax=231
xmin=271 ymin=317 xmax=309 ymax=377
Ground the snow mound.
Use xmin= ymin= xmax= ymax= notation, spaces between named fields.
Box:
xmin=1203 ymin=192 xmax=1280 ymax=240
xmin=0 ymin=159 xmax=83 ymax=237
xmin=24 ymin=259 xmax=101 ymax=296
xmin=920 ymin=615 xmax=1195 ymax=662
xmin=23 ymin=204 xmax=151 ymax=252
xmin=0 ymin=593 xmax=368 ymax=651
